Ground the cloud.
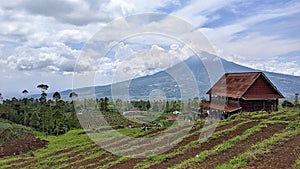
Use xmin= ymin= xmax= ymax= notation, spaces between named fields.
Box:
xmin=12 ymin=0 xmax=166 ymax=26
xmin=4 ymin=42 xmax=80 ymax=73
xmin=197 ymin=1 xmax=300 ymax=76
xmin=19 ymin=0 xmax=111 ymax=26
xmin=101 ymin=42 xmax=194 ymax=83
xmin=0 ymin=0 xmax=300 ymax=97
xmin=171 ymin=0 xmax=239 ymax=26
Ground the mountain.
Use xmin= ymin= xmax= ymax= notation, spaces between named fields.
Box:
xmin=33 ymin=52 xmax=300 ymax=100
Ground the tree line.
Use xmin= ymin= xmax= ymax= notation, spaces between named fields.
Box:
xmin=0 ymin=83 xmax=203 ymax=135
xmin=0 ymin=84 xmax=80 ymax=135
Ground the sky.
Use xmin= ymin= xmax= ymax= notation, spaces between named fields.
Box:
xmin=0 ymin=0 xmax=299 ymax=98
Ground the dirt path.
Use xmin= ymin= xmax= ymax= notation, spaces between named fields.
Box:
xmin=190 ymin=123 xmax=287 ymax=169
xmin=243 ymin=133 xmax=300 ymax=169
xmin=108 ymin=120 xmax=245 ymax=169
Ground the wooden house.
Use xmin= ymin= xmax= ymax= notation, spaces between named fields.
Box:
xmin=201 ymin=72 xmax=284 ymax=114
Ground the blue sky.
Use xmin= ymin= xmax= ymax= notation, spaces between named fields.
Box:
xmin=0 ymin=0 xmax=299 ymax=97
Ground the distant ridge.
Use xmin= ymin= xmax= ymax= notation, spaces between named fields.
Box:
xmin=31 ymin=52 xmax=300 ymax=100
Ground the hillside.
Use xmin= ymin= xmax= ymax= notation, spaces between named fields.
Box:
xmin=0 ymin=119 xmax=48 ymax=157
xmin=0 ymin=110 xmax=299 ymax=168
xmin=0 ymin=119 xmax=33 ymax=144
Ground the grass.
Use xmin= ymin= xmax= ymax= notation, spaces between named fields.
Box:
xmin=293 ymin=155 xmax=300 ymax=169
xmin=1 ymin=110 xmax=299 ymax=169
xmin=0 ymin=119 xmax=34 ymax=143
xmin=216 ymin=119 xmax=300 ymax=169
xmin=133 ymin=119 xmax=253 ymax=169
xmin=170 ymin=121 xmax=269 ymax=169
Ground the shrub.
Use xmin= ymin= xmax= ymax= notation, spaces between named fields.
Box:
xmin=281 ymin=100 xmax=294 ymax=108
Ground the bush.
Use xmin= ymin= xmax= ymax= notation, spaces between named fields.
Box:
xmin=281 ymin=100 xmax=294 ymax=108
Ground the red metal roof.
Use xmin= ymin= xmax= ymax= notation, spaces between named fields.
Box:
xmin=201 ymin=101 xmax=242 ymax=112
xmin=207 ymin=72 xmax=284 ymax=99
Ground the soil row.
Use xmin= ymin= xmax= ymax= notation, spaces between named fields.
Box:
xmin=190 ymin=123 xmax=287 ymax=169
xmin=243 ymin=133 xmax=300 ymax=169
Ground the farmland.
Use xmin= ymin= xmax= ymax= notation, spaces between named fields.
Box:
xmin=0 ymin=110 xmax=300 ymax=169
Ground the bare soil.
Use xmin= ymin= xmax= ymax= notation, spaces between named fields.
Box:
xmin=190 ymin=123 xmax=287 ymax=169
xmin=150 ymin=121 xmax=259 ymax=169
xmin=0 ymin=133 xmax=48 ymax=158
xmin=109 ymin=120 xmax=246 ymax=169
xmin=243 ymin=133 xmax=300 ymax=169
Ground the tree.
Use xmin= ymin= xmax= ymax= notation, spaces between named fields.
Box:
xmin=29 ymin=111 xmax=40 ymax=128
xmin=99 ymin=97 xmax=109 ymax=111
xmin=0 ymin=93 xmax=3 ymax=104
xmin=68 ymin=110 xmax=80 ymax=129
xmin=69 ymin=92 xmax=78 ymax=98
xmin=39 ymin=92 xmax=47 ymax=103
xmin=165 ymin=101 xmax=170 ymax=113
xmin=192 ymin=97 xmax=200 ymax=108
xmin=282 ymin=100 xmax=294 ymax=108
xmin=295 ymin=93 xmax=299 ymax=108
xmin=22 ymin=90 xmax=29 ymax=125
xmin=52 ymin=109 xmax=64 ymax=135
xmin=37 ymin=84 xmax=49 ymax=134
xmin=53 ymin=92 xmax=61 ymax=102
xmin=37 ymin=84 xmax=49 ymax=93
xmin=22 ymin=89 xmax=29 ymax=97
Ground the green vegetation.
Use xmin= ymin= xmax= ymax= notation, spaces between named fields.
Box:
xmin=216 ymin=118 xmax=300 ymax=169
xmin=0 ymin=119 xmax=33 ymax=143
xmin=0 ymin=94 xmax=299 ymax=169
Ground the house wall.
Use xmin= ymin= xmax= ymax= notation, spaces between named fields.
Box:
xmin=228 ymin=97 xmax=239 ymax=107
xmin=243 ymin=75 xmax=279 ymax=97
xmin=239 ymin=100 xmax=277 ymax=112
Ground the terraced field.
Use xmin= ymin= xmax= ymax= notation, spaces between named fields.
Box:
xmin=0 ymin=110 xmax=300 ymax=169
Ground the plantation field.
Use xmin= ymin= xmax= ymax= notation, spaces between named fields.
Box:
xmin=0 ymin=110 xmax=300 ymax=169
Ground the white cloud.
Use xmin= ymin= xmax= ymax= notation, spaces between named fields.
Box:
xmin=75 ymin=41 xmax=196 ymax=85
xmin=4 ymin=42 xmax=80 ymax=73
xmin=57 ymin=29 xmax=92 ymax=43
xmin=171 ymin=0 xmax=239 ymax=26
xmin=0 ymin=0 xmax=300 ymax=96
xmin=197 ymin=1 xmax=300 ymax=76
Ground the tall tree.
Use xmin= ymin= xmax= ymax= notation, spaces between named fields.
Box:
xmin=69 ymin=92 xmax=78 ymax=98
xmin=22 ymin=90 xmax=29 ymax=125
xmin=295 ymin=93 xmax=299 ymax=108
xmin=52 ymin=109 xmax=64 ymax=135
xmin=0 ymin=93 xmax=3 ymax=104
xmin=39 ymin=92 xmax=47 ymax=103
xmin=29 ymin=111 xmax=40 ymax=128
xmin=37 ymin=84 xmax=49 ymax=93
xmin=22 ymin=89 xmax=28 ymax=97
xmin=53 ymin=91 xmax=61 ymax=102
xmin=37 ymin=84 xmax=49 ymax=134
